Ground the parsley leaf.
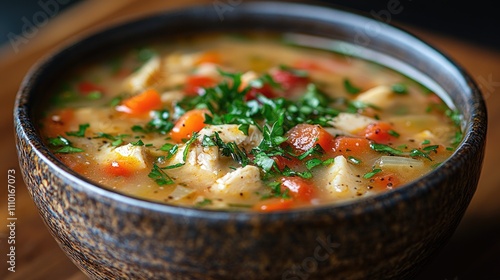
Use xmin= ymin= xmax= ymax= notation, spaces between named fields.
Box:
xmin=148 ymin=163 xmax=174 ymax=185
xmin=66 ymin=123 xmax=90 ymax=137
xmin=343 ymin=78 xmax=361 ymax=94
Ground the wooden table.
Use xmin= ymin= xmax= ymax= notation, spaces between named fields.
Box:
xmin=1 ymin=1 xmax=499 ymax=279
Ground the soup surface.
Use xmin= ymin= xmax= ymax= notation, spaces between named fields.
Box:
xmin=40 ymin=33 xmax=462 ymax=211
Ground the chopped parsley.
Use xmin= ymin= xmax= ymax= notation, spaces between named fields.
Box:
xmin=66 ymin=123 xmax=89 ymax=137
xmin=47 ymin=136 xmax=84 ymax=154
xmin=148 ymin=163 xmax=174 ymax=185
xmin=93 ymin=133 xmax=130 ymax=146
xmin=364 ymin=168 xmax=382 ymax=179
xmin=343 ymin=78 xmax=361 ymax=94
xmin=391 ymin=83 xmax=408 ymax=94
xmin=195 ymin=198 xmax=213 ymax=207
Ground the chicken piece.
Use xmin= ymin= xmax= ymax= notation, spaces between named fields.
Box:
xmin=355 ymin=85 xmax=394 ymax=109
xmin=316 ymin=155 xmax=366 ymax=198
xmin=198 ymin=124 xmax=263 ymax=151
xmin=194 ymin=63 xmax=221 ymax=78
xmin=162 ymin=143 xmax=231 ymax=189
xmin=160 ymin=90 xmax=184 ymax=107
xmin=96 ymin=143 xmax=147 ymax=169
xmin=330 ymin=113 xmax=377 ymax=135
xmin=125 ymin=56 xmax=162 ymax=93
xmin=412 ymin=130 xmax=439 ymax=144
xmin=164 ymin=52 xmax=197 ymax=72
xmin=210 ymin=165 xmax=263 ymax=195
xmin=73 ymin=108 xmax=131 ymax=135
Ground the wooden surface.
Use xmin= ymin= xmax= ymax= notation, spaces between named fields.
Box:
xmin=1 ymin=1 xmax=499 ymax=279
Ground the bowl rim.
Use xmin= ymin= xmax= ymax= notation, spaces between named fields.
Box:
xmin=14 ymin=1 xmax=487 ymax=220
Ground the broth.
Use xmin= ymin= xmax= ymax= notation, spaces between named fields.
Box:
xmin=39 ymin=32 xmax=461 ymax=211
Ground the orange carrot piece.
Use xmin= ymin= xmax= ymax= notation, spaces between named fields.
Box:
xmin=333 ymin=137 xmax=371 ymax=155
xmin=184 ymin=76 xmax=217 ymax=96
xmin=254 ymin=198 xmax=294 ymax=212
xmin=104 ymin=161 xmax=133 ymax=177
xmin=170 ymin=109 xmax=208 ymax=142
xmin=363 ymin=122 xmax=396 ymax=144
xmin=195 ymin=51 xmax=221 ymax=65
xmin=281 ymin=177 xmax=316 ymax=202
xmin=368 ymin=172 xmax=400 ymax=190
xmin=118 ymin=88 xmax=162 ymax=116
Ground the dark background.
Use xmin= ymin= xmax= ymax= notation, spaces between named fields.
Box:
xmin=315 ymin=0 xmax=500 ymax=50
xmin=1 ymin=0 xmax=499 ymax=50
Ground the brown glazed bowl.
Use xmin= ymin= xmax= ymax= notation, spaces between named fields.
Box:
xmin=14 ymin=2 xmax=487 ymax=279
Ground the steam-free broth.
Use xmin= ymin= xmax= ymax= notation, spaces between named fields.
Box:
xmin=40 ymin=33 xmax=462 ymax=211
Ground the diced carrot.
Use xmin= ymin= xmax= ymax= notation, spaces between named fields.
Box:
xmin=281 ymin=176 xmax=316 ymax=201
xmin=117 ymin=88 xmax=162 ymax=117
xmin=363 ymin=122 xmax=395 ymax=144
xmin=333 ymin=137 xmax=371 ymax=155
xmin=104 ymin=161 xmax=133 ymax=177
xmin=195 ymin=51 xmax=221 ymax=65
xmin=170 ymin=109 xmax=208 ymax=142
xmin=78 ymin=81 xmax=105 ymax=95
xmin=184 ymin=76 xmax=217 ymax=96
xmin=285 ymin=124 xmax=335 ymax=153
xmin=368 ymin=172 xmax=400 ymax=190
xmin=254 ymin=198 xmax=294 ymax=212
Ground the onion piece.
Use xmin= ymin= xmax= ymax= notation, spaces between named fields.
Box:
xmin=379 ymin=156 xmax=424 ymax=168
xmin=169 ymin=185 xmax=195 ymax=201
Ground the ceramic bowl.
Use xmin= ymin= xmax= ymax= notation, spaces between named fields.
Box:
xmin=14 ymin=2 xmax=487 ymax=279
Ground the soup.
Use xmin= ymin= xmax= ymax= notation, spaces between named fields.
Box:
xmin=39 ymin=33 xmax=462 ymax=211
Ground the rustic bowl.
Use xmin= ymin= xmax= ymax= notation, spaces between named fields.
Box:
xmin=14 ymin=1 xmax=487 ymax=279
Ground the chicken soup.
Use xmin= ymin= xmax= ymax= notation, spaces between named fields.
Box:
xmin=39 ymin=33 xmax=462 ymax=211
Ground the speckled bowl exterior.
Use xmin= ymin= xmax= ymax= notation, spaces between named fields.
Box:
xmin=14 ymin=2 xmax=487 ymax=280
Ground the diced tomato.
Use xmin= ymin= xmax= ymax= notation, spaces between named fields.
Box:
xmin=195 ymin=51 xmax=221 ymax=65
xmin=363 ymin=122 xmax=395 ymax=144
xmin=281 ymin=176 xmax=315 ymax=201
xmin=273 ymin=155 xmax=302 ymax=171
xmin=254 ymin=198 xmax=293 ymax=212
xmin=271 ymin=69 xmax=309 ymax=93
xmin=285 ymin=124 xmax=335 ymax=154
xmin=104 ymin=161 xmax=133 ymax=177
xmin=184 ymin=76 xmax=217 ymax=96
xmin=368 ymin=172 xmax=400 ymax=190
xmin=244 ymin=84 xmax=276 ymax=101
xmin=333 ymin=137 xmax=371 ymax=155
xmin=117 ymin=88 xmax=162 ymax=117
xmin=77 ymin=81 xmax=105 ymax=95
xmin=170 ymin=109 xmax=208 ymax=142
